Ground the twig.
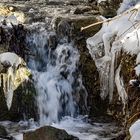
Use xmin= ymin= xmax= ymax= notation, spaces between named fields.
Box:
xmin=81 ymin=20 xmax=107 ymax=31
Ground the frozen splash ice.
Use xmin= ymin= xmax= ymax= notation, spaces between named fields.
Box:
xmin=26 ymin=24 xmax=87 ymax=125
xmin=86 ymin=3 xmax=140 ymax=105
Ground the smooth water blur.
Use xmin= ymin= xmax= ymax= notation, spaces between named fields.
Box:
xmin=26 ymin=24 xmax=87 ymax=125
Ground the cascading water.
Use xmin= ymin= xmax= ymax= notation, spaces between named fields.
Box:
xmin=0 ymin=1 xmax=137 ymax=140
xmin=26 ymin=23 xmax=87 ymax=125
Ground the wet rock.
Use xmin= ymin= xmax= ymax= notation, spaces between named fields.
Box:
xmin=55 ymin=16 xmax=101 ymax=42
xmin=74 ymin=6 xmax=92 ymax=14
xmin=23 ymin=126 xmax=78 ymax=140
xmin=56 ymin=19 xmax=71 ymax=42
xmin=74 ymin=8 xmax=84 ymax=14
xmin=0 ymin=125 xmax=16 ymax=140
xmin=0 ymin=78 xmax=37 ymax=121
xmin=48 ymin=34 xmax=58 ymax=49
xmin=0 ymin=24 xmax=30 ymax=59
xmin=98 ymin=0 xmax=122 ymax=18
xmin=0 ymin=125 xmax=7 ymax=137
xmin=65 ymin=0 xmax=86 ymax=5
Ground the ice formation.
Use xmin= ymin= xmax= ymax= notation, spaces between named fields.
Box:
xmin=98 ymin=0 xmax=107 ymax=4
xmin=115 ymin=64 xmax=128 ymax=111
xmin=129 ymin=119 xmax=140 ymax=140
xmin=0 ymin=52 xmax=30 ymax=109
xmin=118 ymin=0 xmax=140 ymax=14
xmin=134 ymin=65 xmax=140 ymax=76
xmin=87 ymin=2 xmax=140 ymax=107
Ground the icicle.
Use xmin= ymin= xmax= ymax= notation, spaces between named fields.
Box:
xmin=95 ymin=56 xmax=111 ymax=99
xmin=115 ymin=64 xmax=128 ymax=113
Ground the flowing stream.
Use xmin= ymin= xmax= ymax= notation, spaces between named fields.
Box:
xmin=0 ymin=6 xmax=121 ymax=140
xmin=6 ymin=22 xmax=119 ymax=140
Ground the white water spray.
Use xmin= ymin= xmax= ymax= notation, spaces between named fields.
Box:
xmin=26 ymin=24 xmax=87 ymax=125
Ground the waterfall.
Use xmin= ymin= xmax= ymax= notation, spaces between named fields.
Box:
xmin=26 ymin=23 xmax=87 ymax=125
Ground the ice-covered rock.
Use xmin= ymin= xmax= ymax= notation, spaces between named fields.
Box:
xmin=0 ymin=52 xmax=30 ymax=110
xmin=98 ymin=0 xmax=122 ymax=17
xmin=6 ymin=15 xmax=18 ymax=25
xmin=0 ymin=6 xmax=25 ymax=24
xmin=87 ymin=2 xmax=140 ymax=107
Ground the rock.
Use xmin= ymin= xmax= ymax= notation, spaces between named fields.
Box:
xmin=88 ymin=0 xmax=97 ymax=4
xmin=23 ymin=126 xmax=78 ymax=140
xmin=55 ymin=16 xmax=101 ymax=42
xmin=98 ymin=0 xmax=122 ymax=18
xmin=74 ymin=6 xmax=92 ymax=14
xmin=0 ymin=52 xmax=30 ymax=110
xmin=74 ymin=8 xmax=84 ymax=14
xmin=0 ymin=52 xmax=37 ymax=121
xmin=0 ymin=6 xmax=25 ymax=24
xmin=0 ymin=125 xmax=7 ymax=137
xmin=48 ymin=33 xmax=58 ymax=49
xmin=0 ymin=78 xmax=37 ymax=121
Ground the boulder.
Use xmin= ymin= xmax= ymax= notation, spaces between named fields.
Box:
xmin=0 ymin=52 xmax=37 ymax=121
xmin=0 ymin=52 xmax=30 ymax=110
xmin=23 ymin=126 xmax=78 ymax=140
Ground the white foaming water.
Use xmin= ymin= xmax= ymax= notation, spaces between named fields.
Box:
xmin=0 ymin=116 xmax=119 ymax=140
xmin=26 ymin=24 xmax=87 ymax=125
xmin=52 ymin=116 xmax=119 ymax=140
xmin=35 ymin=43 xmax=79 ymax=125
